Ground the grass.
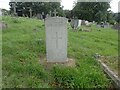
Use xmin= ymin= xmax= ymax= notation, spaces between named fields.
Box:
xmin=2 ymin=16 xmax=118 ymax=88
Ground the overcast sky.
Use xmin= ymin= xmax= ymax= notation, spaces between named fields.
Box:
xmin=0 ymin=0 xmax=119 ymax=13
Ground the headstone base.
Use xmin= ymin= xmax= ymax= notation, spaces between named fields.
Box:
xmin=40 ymin=58 xmax=76 ymax=70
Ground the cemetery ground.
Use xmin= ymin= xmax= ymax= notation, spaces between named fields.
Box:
xmin=2 ymin=16 xmax=118 ymax=88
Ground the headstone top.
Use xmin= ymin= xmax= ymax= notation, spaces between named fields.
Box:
xmin=45 ymin=17 xmax=67 ymax=25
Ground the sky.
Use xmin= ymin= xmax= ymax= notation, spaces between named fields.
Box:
xmin=0 ymin=0 xmax=120 ymax=13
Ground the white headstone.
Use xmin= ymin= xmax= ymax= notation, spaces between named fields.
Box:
xmin=85 ymin=21 xmax=89 ymax=25
xmin=45 ymin=17 xmax=67 ymax=62
xmin=78 ymin=20 xmax=82 ymax=27
xmin=93 ymin=21 xmax=95 ymax=23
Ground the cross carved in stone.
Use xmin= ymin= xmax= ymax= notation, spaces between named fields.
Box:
xmin=52 ymin=32 xmax=62 ymax=49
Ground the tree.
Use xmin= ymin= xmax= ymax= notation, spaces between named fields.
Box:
xmin=1 ymin=9 xmax=9 ymax=15
xmin=72 ymin=2 xmax=111 ymax=23
xmin=64 ymin=10 xmax=72 ymax=18
xmin=9 ymin=2 xmax=64 ymax=17
xmin=115 ymin=13 xmax=120 ymax=23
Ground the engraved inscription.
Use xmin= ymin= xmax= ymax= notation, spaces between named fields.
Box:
xmin=52 ymin=32 xmax=62 ymax=49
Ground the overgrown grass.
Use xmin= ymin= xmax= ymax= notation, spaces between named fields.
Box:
xmin=2 ymin=16 xmax=118 ymax=88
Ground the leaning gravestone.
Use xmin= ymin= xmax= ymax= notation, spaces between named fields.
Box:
xmin=45 ymin=17 xmax=67 ymax=62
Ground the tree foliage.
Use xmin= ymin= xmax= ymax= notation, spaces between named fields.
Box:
xmin=9 ymin=2 xmax=64 ymax=17
xmin=113 ymin=13 xmax=120 ymax=23
xmin=72 ymin=2 xmax=111 ymax=23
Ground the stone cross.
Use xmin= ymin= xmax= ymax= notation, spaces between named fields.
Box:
xmin=53 ymin=9 xmax=58 ymax=17
xmin=13 ymin=3 xmax=17 ymax=16
xmin=45 ymin=17 xmax=67 ymax=62
xmin=49 ymin=11 xmax=52 ymax=17
xmin=29 ymin=8 xmax=32 ymax=18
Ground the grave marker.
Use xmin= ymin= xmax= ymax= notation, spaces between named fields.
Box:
xmin=29 ymin=8 xmax=32 ymax=18
xmin=81 ymin=20 xmax=86 ymax=25
xmin=13 ymin=3 xmax=17 ymax=16
xmin=46 ymin=14 xmax=49 ymax=18
xmin=42 ymin=12 xmax=45 ymax=20
xmin=45 ymin=17 xmax=67 ymax=62
xmin=49 ymin=11 xmax=52 ymax=17
xmin=78 ymin=20 xmax=82 ymax=27
xmin=53 ymin=9 xmax=58 ymax=17
xmin=70 ymin=19 xmax=79 ymax=30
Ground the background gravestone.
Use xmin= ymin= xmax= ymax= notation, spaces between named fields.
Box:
xmin=112 ymin=23 xmax=120 ymax=30
xmin=49 ymin=11 xmax=52 ymax=17
xmin=37 ymin=13 xmax=41 ymax=19
xmin=29 ymin=8 xmax=32 ymax=18
xmin=70 ymin=19 xmax=79 ymax=30
xmin=81 ymin=20 xmax=86 ymax=25
xmin=78 ymin=20 xmax=82 ymax=27
xmin=45 ymin=17 xmax=67 ymax=62
xmin=12 ymin=3 xmax=17 ymax=16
